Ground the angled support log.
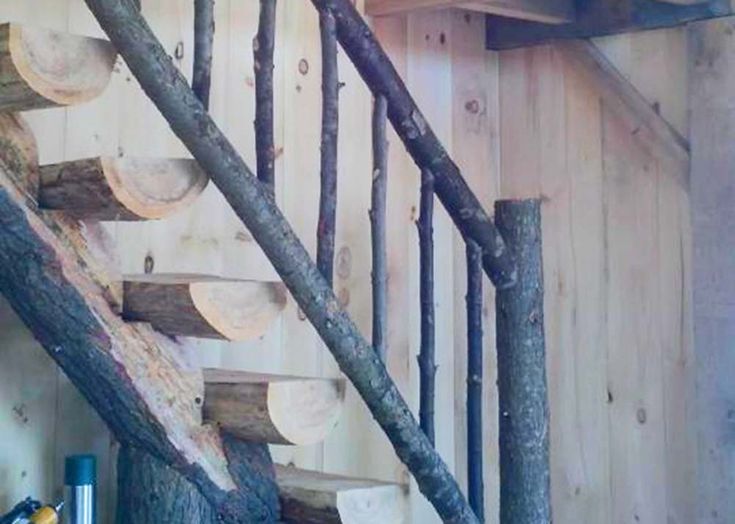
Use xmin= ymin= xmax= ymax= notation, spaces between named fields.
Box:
xmin=122 ymin=274 xmax=286 ymax=340
xmin=0 ymin=23 xmax=116 ymax=112
xmin=276 ymin=465 xmax=408 ymax=524
xmin=39 ymin=157 xmax=208 ymax=220
xmin=82 ymin=1 xmax=477 ymax=521
xmin=203 ymin=369 xmax=345 ymax=446
xmin=0 ymin=114 xmax=278 ymax=522
xmin=311 ymin=0 xmax=516 ymax=290
xmin=495 ymin=199 xmax=550 ymax=524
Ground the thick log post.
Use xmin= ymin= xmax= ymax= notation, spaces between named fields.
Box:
xmin=117 ymin=436 xmax=277 ymax=524
xmin=310 ymin=0 xmax=516 ymax=289
xmin=192 ymin=0 xmax=215 ymax=109
xmin=316 ymin=7 xmax=339 ymax=287
xmin=416 ymin=168 xmax=436 ymax=445
xmin=465 ymin=240 xmax=484 ymax=521
xmin=254 ymin=0 xmax=276 ymax=192
xmin=370 ymin=95 xmax=388 ymax=361
xmin=495 ymin=199 xmax=551 ymax=524
xmin=82 ymin=1 xmax=477 ymax=521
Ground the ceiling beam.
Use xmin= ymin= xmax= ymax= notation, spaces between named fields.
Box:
xmin=366 ymin=0 xmax=574 ymax=24
xmin=487 ymin=0 xmax=730 ymax=49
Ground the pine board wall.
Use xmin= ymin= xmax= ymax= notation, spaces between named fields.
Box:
xmin=0 ymin=1 xmax=700 ymax=522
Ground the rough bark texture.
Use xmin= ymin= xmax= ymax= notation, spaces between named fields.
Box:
xmin=310 ymin=0 xmax=516 ymax=290
xmin=0 ymin=120 xmax=278 ymax=522
xmin=495 ymin=199 xmax=551 ymax=524
xmin=316 ymin=7 xmax=339 ymax=287
xmin=254 ymin=0 xmax=276 ymax=193
xmin=417 ymin=168 xmax=436 ymax=446
xmin=370 ymin=94 xmax=388 ymax=361
xmin=465 ymin=240 xmax=484 ymax=522
xmin=117 ymin=436 xmax=277 ymax=524
xmin=82 ymin=1 xmax=477 ymax=521
xmin=192 ymin=0 xmax=214 ymax=109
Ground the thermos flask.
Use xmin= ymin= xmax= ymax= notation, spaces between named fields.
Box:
xmin=64 ymin=455 xmax=95 ymax=524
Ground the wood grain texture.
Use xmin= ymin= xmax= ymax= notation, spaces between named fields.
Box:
xmin=123 ymin=274 xmax=287 ymax=341
xmin=39 ymin=157 xmax=208 ymax=221
xmin=689 ymin=16 xmax=735 ymax=523
xmin=0 ymin=23 xmax=116 ymax=111
xmin=203 ymin=369 xmax=345 ymax=445
xmin=277 ymin=465 xmax=408 ymax=524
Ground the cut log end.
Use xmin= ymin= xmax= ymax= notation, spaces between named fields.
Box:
xmin=39 ymin=157 xmax=209 ymax=220
xmin=203 ymin=370 xmax=345 ymax=446
xmin=123 ymin=274 xmax=287 ymax=340
xmin=276 ymin=465 xmax=408 ymax=523
xmin=0 ymin=23 xmax=116 ymax=112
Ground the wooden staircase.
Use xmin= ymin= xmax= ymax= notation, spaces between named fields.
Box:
xmin=0 ymin=22 xmax=405 ymax=523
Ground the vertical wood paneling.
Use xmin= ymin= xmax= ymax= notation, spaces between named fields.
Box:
xmin=0 ymin=3 xmax=697 ymax=523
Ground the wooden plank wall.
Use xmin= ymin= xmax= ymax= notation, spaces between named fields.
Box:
xmin=0 ymin=2 xmax=697 ymax=523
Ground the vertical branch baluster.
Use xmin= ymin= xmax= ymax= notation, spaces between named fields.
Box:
xmin=495 ymin=199 xmax=550 ymax=524
xmin=192 ymin=0 xmax=214 ymax=110
xmin=466 ymin=239 xmax=484 ymax=521
xmin=370 ymin=95 xmax=388 ymax=361
xmin=316 ymin=8 xmax=339 ymax=286
xmin=254 ymin=0 xmax=276 ymax=193
xmin=417 ymin=168 xmax=436 ymax=445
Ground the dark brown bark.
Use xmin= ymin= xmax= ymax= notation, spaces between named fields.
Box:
xmin=416 ymin=168 xmax=436 ymax=446
xmin=466 ymin=240 xmax=484 ymax=522
xmin=370 ymin=95 xmax=388 ymax=361
xmin=192 ymin=0 xmax=214 ymax=110
xmin=117 ymin=436 xmax=277 ymax=524
xmin=310 ymin=0 xmax=516 ymax=290
xmin=82 ymin=1 xmax=477 ymax=521
xmin=254 ymin=0 xmax=276 ymax=193
xmin=495 ymin=199 xmax=551 ymax=524
xmin=316 ymin=7 xmax=339 ymax=287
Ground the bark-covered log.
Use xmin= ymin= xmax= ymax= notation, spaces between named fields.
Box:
xmin=316 ymin=7 xmax=339 ymax=287
xmin=192 ymin=0 xmax=214 ymax=109
xmin=370 ymin=95 xmax=388 ymax=361
xmin=122 ymin=274 xmax=286 ymax=341
xmin=117 ymin=436 xmax=278 ymax=524
xmin=310 ymin=0 xmax=516 ymax=290
xmin=495 ymin=199 xmax=551 ymax=524
xmin=0 ymin=23 xmax=116 ymax=112
xmin=203 ymin=369 xmax=345 ymax=446
xmin=416 ymin=168 xmax=436 ymax=446
xmin=0 ymin=113 xmax=278 ymax=523
xmin=82 ymin=1 xmax=477 ymax=522
xmin=465 ymin=240 xmax=484 ymax=522
xmin=254 ymin=0 xmax=277 ymax=193
xmin=39 ymin=157 xmax=208 ymax=221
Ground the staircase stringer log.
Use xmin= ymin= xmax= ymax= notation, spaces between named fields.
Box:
xmin=311 ymin=0 xmax=517 ymax=290
xmin=81 ymin=1 xmax=477 ymax=521
xmin=0 ymin=114 xmax=278 ymax=523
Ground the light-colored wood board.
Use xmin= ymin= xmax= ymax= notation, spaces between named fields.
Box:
xmin=601 ymin=105 xmax=668 ymax=523
xmin=448 ymin=10 xmax=500 ymax=520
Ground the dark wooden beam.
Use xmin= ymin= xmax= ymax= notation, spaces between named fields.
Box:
xmin=486 ymin=0 xmax=730 ymax=50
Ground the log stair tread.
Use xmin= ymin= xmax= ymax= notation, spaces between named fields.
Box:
xmin=39 ymin=156 xmax=209 ymax=220
xmin=123 ymin=274 xmax=287 ymax=341
xmin=276 ymin=465 xmax=408 ymax=524
xmin=203 ymin=369 xmax=345 ymax=446
xmin=0 ymin=22 xmax=116 ymax=112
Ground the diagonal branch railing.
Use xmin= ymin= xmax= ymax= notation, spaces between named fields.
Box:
xmin=82 ymin=0 xmax=521 ymax=522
